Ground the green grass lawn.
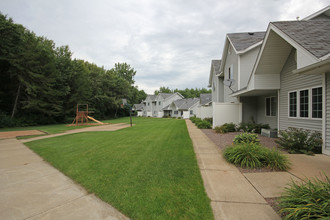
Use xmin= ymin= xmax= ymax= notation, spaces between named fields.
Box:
xmin=25 ymin=117 xmax=213 ymax=219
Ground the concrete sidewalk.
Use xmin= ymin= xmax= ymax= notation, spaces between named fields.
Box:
xmin=0 ymin=131 xmax=130 ymax=219
xmin=21 ymin=123 xmax=131 ymax=143
xmin=186 ymin=120 xmax=280 ymax=220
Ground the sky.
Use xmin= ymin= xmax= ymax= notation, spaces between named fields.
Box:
xmin=0 ymin=0 xmax=328 ymax=94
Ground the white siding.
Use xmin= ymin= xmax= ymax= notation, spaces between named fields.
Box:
xmin=240 ymin=46 xmax=260 ymax=88
xmin=326 ymin=73 xmax=330 ymax=151
xmin=224 ymin=45 xmax=239 ymax=103
xmin=212 ymin=102 xmax=242 ymax=128
xmin=279 ymin=49 xmax=322 ymax=131
xmin=255 ymin=74 xmax=280 ymax=89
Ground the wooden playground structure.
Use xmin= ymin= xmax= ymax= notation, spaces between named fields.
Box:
xmin=69 ymin=104 xmax=105 ymax=126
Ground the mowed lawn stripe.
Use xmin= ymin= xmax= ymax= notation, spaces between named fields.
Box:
xmin=26 ymin=118 xmax=213 ymax=220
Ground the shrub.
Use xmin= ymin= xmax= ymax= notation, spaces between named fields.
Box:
xmin=233 ymin=132 xmax=260 ymax=145
xmin=223 ymin=143 xmax=289 ymax=171
xmin=196 ymin=120 xmax=212 ymax=129
xmin=203 ymin=117 xmax=213 ymax=124
xmin=279 ymin=175 xmax=330 ymax=219
xmin=276 ymin=127 xmax=322 ymax=155
xmin=215 ymin=123 xmax=236 ymax=133
xmin=238 ymin=122 xmax=270 ymax=134
xmin=264 ymin=149 xmax=290 ymax=171
xmin=223 ymin=143 xmax=265 ymax=168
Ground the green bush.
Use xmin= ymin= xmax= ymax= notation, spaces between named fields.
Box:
xmin=276 ymin=127 xmax=322 ymax=155
xmin=238 ymin=122 xmax=270 ymax=134
xmin=203 ymin=117 xmax=213 ymax=124
xmin=223 ymin=143 xmax=289 ymax=171
xmin=196 ymin=120 xmax=212 ymax=129
xmin=215 ymin=123 xmax=236 ymax=133
xmin=233 ymin=132 xmax=260 ymax=145
xmin=279 ymin=175 xmax=330 ymax=219
xmin=264 ymin=149 xmax=290 ymax=171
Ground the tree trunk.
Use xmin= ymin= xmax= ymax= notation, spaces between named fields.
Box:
xmin=11 ymin=84 xmax=21 ymax=119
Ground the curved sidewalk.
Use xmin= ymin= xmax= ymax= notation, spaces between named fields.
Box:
xmin=185 ymin=120 xmax=280 ymax=220
xmin=0 ymin=124 xmax=130 ymax=220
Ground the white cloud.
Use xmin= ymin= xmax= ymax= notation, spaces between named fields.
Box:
xmin=0 ymin=0 xmax=328 ymax=94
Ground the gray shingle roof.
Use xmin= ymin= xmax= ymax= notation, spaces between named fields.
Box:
xmin=211 ymin=60 xmax=221 ymax=75
xmin=174 ymin=98 xmax=199 ymax=110
xmin=200 ymin=93 xmax=212 ymax=105
xmin=272 ymin=20 xmax=330 ymax=59
xmin=159 ymin=93 xmax=173 ymax=99
xmin=227 ymin=32 xmax=265 ymax=52
xmin=133 ymin=103 xmax=144 ymax=111
xmin=146 ymin=94 xmax=156 ymax=101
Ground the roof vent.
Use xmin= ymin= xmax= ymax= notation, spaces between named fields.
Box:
xmin=248 ymin=32 xmax=254 ymax=35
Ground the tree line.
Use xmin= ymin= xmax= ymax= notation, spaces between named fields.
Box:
xmin=154 ymin=86 xmax=211 ymax=98
xmin=0 ymin=13 xmax=146 ymax=127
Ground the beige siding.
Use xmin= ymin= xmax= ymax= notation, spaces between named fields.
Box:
xmin=326 ymin=73 xmax=330 ymax=150
xmin=279 ymin=49 xmax=322 ymax=131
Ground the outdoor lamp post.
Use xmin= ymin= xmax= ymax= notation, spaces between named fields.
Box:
xmin=122 ymin=99 xmax=132 ymax=127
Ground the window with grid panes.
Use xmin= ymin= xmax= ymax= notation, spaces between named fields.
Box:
xmin=289 ymin=92 xmax=297 ymax=117
xmin=312 ymin=87 xmax=322 ymax=118
xmin=299 ymin=89 xmax=309 ymax=118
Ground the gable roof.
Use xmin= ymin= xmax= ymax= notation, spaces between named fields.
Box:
xmin=231 ymin=19 xmax=330 ymax=97
xmin=208 ymin=60 xmax=222 ymax=87
xmin=227 ymin=32 xmax=265 ymax=52
xmin=303 ymin=5 xmax=330 ymax=20
xmin=158 ymin=93 xmax=173 ymax=99
xmin=173 ymin=98 xmax=199 ymax=110
xmin=272 ymin=20 xmax=330 ymax=59
xmin=146 ymin=94 xmax=156 ymax=101
xmin=133 ymin=103 xmax=144 ymax=111
xmin=200 ymin=93 xmax=212 ymax=105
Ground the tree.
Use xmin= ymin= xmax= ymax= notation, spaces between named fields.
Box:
xmin=112 ymin=62 xmax=136 ymax=85
xmin=154 ymin=86 xmax=172 ymax=95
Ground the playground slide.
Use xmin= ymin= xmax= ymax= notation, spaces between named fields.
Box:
xmin=87 ymin=116 xmax=104 ymax=124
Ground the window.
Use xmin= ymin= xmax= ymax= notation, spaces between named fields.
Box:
xmin=265 ymin=97 xmax=276 ymax=116
xmin=158 ymin=101 xmax=161 ymax=105
xmin=299 ymin=89 xmax=309 ymax=118
xmin=228 ymin=67 xmax=233 ymax=79
xmin=190 ymin=110 xmax=193 ymax=114
xmin=174 ymin=111 xmax=178 ymax=115
xmin=289 ymin=92 xmax=297 ymax=117
xmin=288 ymin=87 xmax=322 ymax=119
xmin=312 ymin=87 xmax=322 ymax=118
xmin=148 ymin=102 xmax=150 ymax=106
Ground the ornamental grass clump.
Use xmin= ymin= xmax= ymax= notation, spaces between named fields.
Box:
xmin=224 ymin=133 xmax=290 ymax=171
xmin=279 ymin=174 xmax=330 ymax=219
xmin=233 ymin=132 xmax=260 ymax=145
xmin=223 ymin=143 xmax=264 ymax=168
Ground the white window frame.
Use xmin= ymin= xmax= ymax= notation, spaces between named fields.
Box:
xmin=288 ymin=90 xmax=298 ymax=118
xmin=299 ymin=89 xmax=309 ymax=118
xmin=174 ymin=111 xmax=178 ymax=115
xmin=287 ymin=86 xmax=322 ymax=120
xmin=265 ymin=96 xmax=276 ymax=117
xmin=228 ymin=65 xmax=233 ymax=80
xmin=311 ymin=86 xmax=323 ymax=119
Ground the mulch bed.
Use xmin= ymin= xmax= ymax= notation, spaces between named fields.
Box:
xmin=201 ymin=129 xmax=287 ymax=174
xmin=201 ymin=129 xmax=280 ymax=151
